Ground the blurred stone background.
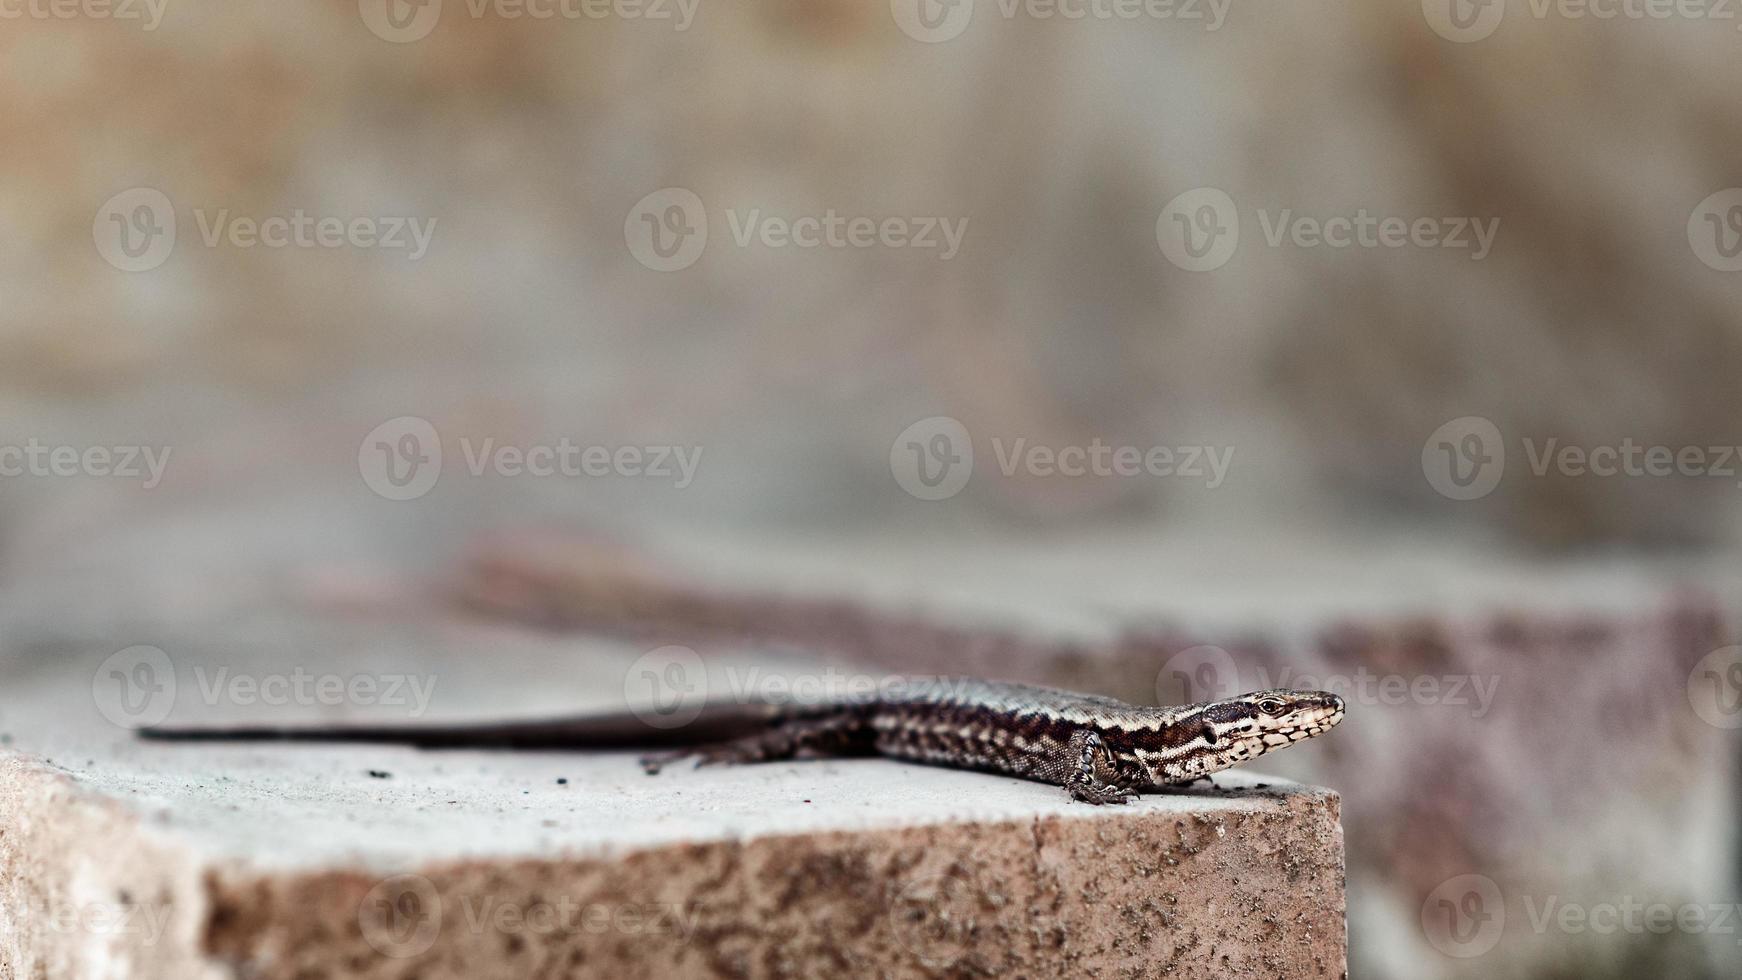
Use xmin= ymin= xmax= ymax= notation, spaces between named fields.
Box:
xmin=3 ymin=1 xmax=1742 ymax=977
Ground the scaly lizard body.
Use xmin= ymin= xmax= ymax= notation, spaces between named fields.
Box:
xmin=141 ymin=679 xmax=1344 ymax=804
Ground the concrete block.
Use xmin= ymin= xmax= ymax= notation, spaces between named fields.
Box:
xmin=0 ymin=630 xmax=1344 ymax=980
xmin=0 ymin=688 xmax=1344 ymax=978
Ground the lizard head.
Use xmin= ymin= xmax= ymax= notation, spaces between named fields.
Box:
xmin=1155 ymin=689 xmax=1344 ymax=783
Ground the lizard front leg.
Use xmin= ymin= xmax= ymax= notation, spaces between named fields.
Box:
xmin=1062 ymin=728 xmax=1136 ymax=805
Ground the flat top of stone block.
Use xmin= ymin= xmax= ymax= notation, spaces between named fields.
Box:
xmin=17 ymin=739 xmax=1331 ymax=872
xmin=0 ymin=620 xmax=1338 ymax=878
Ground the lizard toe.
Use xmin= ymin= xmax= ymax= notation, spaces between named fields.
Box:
xmin=639 ymin=750 xmax=691 ymax=775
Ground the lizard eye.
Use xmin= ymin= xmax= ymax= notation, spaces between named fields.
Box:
xmin=1257 ymin=698 xmax=1287 ymax=716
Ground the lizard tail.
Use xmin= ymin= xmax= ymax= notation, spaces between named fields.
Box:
xmin=137 ymin=703 xmax=788 ymax=750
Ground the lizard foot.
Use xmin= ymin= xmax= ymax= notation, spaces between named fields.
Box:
xmin=1069 ymin=782 xmax=1135 ymax=805
xmin=639 ymin=749 xmax=690 ymax=775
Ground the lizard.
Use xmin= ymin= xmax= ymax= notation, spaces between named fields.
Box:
xmin=139 ymin=679 xmax=1344 ymax=804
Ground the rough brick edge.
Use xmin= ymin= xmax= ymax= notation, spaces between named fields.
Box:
xmin=195 ymin=787 xmax=1344 ymax=980
xmin=0 ymin=754 xmax=226 ymax=980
